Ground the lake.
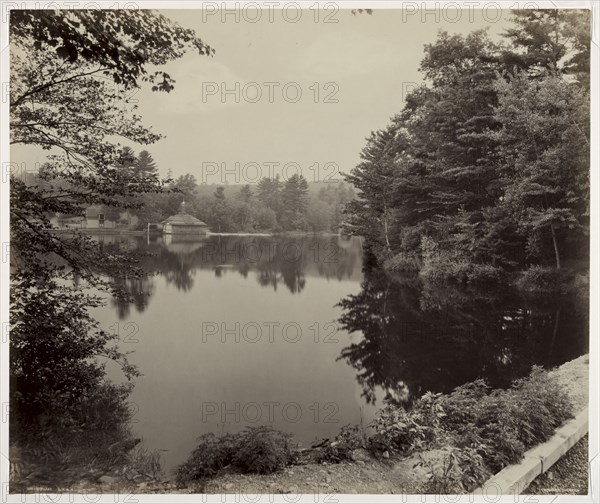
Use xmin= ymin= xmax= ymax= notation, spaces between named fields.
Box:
xmin=91 ymin=234 xmax=588 ymax=474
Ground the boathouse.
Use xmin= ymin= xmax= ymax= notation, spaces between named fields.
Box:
xmin=161 ymin=204 xmax=209 ymax=235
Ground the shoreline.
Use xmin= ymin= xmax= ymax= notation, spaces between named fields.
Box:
xmin=49 ymin=354 xmax=586 ymax=495
xmin=48 ymin=229 xmax=343 ymax=238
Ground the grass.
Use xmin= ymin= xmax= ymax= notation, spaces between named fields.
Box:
xmin=10 ymin=388 xmax=164 ymax=490
xmin=11 ymin=425 xmax=160 ymax=489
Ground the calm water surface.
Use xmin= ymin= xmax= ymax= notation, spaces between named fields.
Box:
xmin=92 ymin=234 xmax=588 ymax=474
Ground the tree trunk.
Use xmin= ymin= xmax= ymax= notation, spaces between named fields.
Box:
xmin=548 ymin=308 xmax=561 ymax=360
xmin=550 ymin=222 xmax=561 ymax=270
xmin=382 ymin=203 xmax=391 ymax=250
xmin=543 ymin=194 xmax=561 ymax=270
xmin=383 ymin=215 xmax=391 ymax=249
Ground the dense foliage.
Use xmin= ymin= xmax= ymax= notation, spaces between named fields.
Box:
xmin=9 ymin=8 xmax=212 ymax=468
xmin=438 ymin=367 xmax=573 ymax=472
xmin=176 ymin=427 xmax=296 ymax=485
xmin=9 ymin=8 xmax=587 ymax=490
xmin=121 ymin=161 xmax=355 ymax=233
xmin=343 ymin=10 xmax=590 ymax=286
xmin=368 ymin=367 xmax=572 ymax=469
xmin=332 ymin=366 xmax=572 ymax=492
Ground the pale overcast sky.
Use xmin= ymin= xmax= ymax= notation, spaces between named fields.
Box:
xmin=12 ymin=8 xmax=510 ymax=184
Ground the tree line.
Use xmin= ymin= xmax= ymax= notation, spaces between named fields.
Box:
xmin=122 ymin=157 xmax=356 ymax=233
xmin=343 ymin=10 xmax=590 ymax=286
xmin=33 ymin=143 xmax=356 ymax=233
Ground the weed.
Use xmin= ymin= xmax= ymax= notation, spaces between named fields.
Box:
xmin=317 ymin=424 xmax=367 ymax=463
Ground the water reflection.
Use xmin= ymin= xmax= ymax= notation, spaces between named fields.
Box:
xmin=100 ymin=234 xmax=363 ymax=319
xmin=337 ymin=263 xmax=588 ymax=405
xmin=90 ymin=234 xmax=586 ymax=473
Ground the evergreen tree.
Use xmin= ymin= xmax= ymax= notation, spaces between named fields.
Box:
xmin=344 ymin=125 xmax=404 ymax=252
xmin=116 ymin=146 xmax=137 ymax=174
xmin=256 ymin=176 xmax=283 ymax=215
xmin=135 ymin=150 xmax=158 ymax=178
xmin=342 ymin=10 xmax=590 ymax=279
xmin=492 ymin=72 xmax=589 ymax=269
xmin=209 ymin=186 xmax=231 ymax=232
xmin=238 ymin=184 xmax=253 ymax=203
xmin=503 ymin=9 xmax=591 ymax=81
xmin=281 ymin=174 xmax=309 ymax=230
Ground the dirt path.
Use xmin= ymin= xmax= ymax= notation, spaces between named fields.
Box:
xmin=547 ymin=354 xmax=589 ymax=412
xmin=526 ymin=434 xmax=588 ymax=494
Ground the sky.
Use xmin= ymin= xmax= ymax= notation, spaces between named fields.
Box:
xmin=12 ymin=8 xmax=512 ymax=185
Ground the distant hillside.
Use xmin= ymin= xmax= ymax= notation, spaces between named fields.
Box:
xmin=196 ymin=180 xmax=351 ymax=199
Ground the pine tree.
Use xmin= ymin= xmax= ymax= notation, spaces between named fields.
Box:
xmin=281 ymin=174 xmax=309 ymax=230
xmin=503 ymin=9 xmax=591 ymax=81
xmin=135 ymin=150 xmax=158 ymax=178
xmin=256 ymin=176 xmax=283 ymax=215
xmin=344 ymin=125 xmax=403 ymax=251
xmin=492 ymin=72 xmax=589 ymax=269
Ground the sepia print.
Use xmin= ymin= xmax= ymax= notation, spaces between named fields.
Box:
xmin=1 ymin=1 xmax=595 ymax=501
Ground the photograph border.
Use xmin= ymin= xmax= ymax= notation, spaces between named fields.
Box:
xmin=0 ymin=1 xmax=597 ymax=502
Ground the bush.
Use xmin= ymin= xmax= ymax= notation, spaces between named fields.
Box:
xmin=369 ymin=392 xmax=446 ymax=454
xmin=369 ymin=366 xmax=572 ymax=489
xmin=10 ymin=275 xmax=138 ymax=430
xmin=233 ymin=427 xmax=296 ymax=474
xmin=418 ymin=446 xmax=489 ymax=493
xmin=383 ymin=252 xmax=421 ymax=273
xmin=509 ymin=367 xmax=573 ymax=446
xmin=419 ymin=238 xmax=501 ymax=284
xmin=176 ymin=427 xmax=296 ymax=484
xmin=438 ymin=366 xmax=573 ymax=472
xmin=175 ymin=433 xmax=238 ymax=484
xmin=317 ymin=424 xmax=367 ymax=462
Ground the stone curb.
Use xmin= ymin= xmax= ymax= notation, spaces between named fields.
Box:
xmin=472 ymin=407 xmax=589 ymax=496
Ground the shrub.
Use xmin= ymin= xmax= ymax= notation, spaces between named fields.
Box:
xmin=419 ymin=446 xmax=489 ymax=493
xmin=369 ymin=392 xmax=446 ymax=454
xmin=509 ymin=367 xmax=573 ymax=446
xmin=419 ymin=239 xmax=501 ymax=284
xmin=175 ymin=433 xmax=238 ymax=484
xmin=176 ymin=427 xmax=296 ymax=484
xmin=436 ymin=379 xmax=489 ymax=428
xmin=371 ymin=366 xmax=572 ymax=489
xmin=10 ymin=275 xmax=138 ymax=430
xmin=317 ymin=424 xmax=367 ymax=462
xmin=465 ymin=263 xmax=502 ymax=283
xmin=438 ymin=366 xmax=573 ymax=472
xmin=233 ymin=427 xmax=296 ymax=474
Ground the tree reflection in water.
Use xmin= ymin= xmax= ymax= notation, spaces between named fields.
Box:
xmin=100 ymin=233 xmax=587 ymax=408
xmin=336 ymin=264 xmax=588 ymax=405
xmin=106 ymin=235 xmax=362 ymax=318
